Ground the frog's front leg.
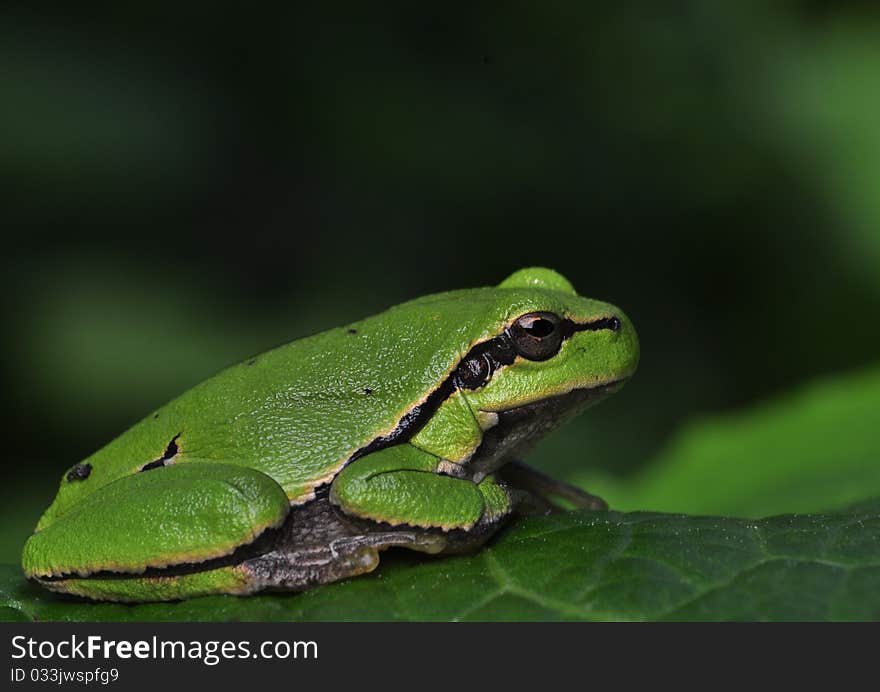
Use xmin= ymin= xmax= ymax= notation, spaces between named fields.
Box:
xmin=329 ymin=443 xmax=514 ymax=532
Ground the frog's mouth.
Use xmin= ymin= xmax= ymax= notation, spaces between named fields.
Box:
xmin=466 ymin=378 xmax=628 ymax=480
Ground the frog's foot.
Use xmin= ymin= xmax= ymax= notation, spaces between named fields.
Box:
xmin=236 ymin=493 xmax=448 ymax=593
xmin=239 ymin=482 xmax=517 ymax=592
xmin=498 ymin=460 xmax=608 ymax=514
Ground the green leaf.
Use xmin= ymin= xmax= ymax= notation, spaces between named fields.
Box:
xmin=3 ymin=499 xmax=879 ymax=621
xmin=580 ymin=366 xmax=880 ymax=518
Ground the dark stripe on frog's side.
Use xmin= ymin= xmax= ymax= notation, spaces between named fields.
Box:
xmin=346 ymin=315 xmax=620 ymax=465
xmin=68 ymin=435 xmax=181 ymax=482
xmin=139 ymin=434 xmax=181 ymax=473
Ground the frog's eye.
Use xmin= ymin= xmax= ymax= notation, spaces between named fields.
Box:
xmin=508 ymin=312 xmax=566 ymax=361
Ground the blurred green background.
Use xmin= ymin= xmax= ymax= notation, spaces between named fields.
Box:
xmin=3 ymin=3 xmax=880 ymax=565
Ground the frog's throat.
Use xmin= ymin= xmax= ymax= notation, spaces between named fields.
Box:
xmin=464 ymin=379 xmax=626 ymax=481
xmin=428 ymin=378 xmax=625 ymax=482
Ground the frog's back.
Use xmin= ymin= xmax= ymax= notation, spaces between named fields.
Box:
xmin=71 ymin=286 xmax=544 ymax=507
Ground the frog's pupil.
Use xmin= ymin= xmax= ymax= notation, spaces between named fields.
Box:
xmin=525 ymin=318 xmax=555 ymax=338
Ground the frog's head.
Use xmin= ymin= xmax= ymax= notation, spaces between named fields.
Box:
xmin=457 ymin=267 xmax=639 ymax=476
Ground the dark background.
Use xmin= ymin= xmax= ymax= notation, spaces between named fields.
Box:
xmin=4 ymin=3 xmax=880 ymax=562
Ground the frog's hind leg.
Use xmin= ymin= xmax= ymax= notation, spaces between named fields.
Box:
xmin=237 ymin=491 xmax=448 ymax=593
xmin=498 ymin=460 xmax=608 ymax=513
